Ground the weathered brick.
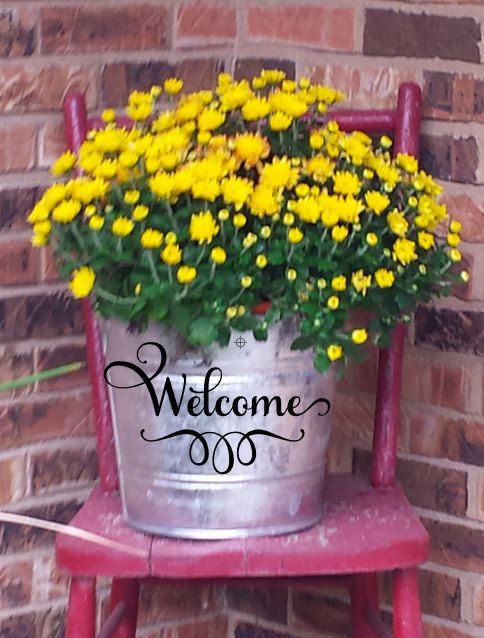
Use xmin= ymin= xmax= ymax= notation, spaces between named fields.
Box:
xmin=36 ymin=343 xmax=87 ymax=391
xmin=137 ymin=582 xmax=222 ymax=625
xmin=0 ymin=456 xmax=26 ymax=505
xmin=0 ymin=345 xmax=33 ymax=400
xmin=474 ymin=583 xmax=484 ymax=625
xmin=235 ymin=624 xmax=295 ymax=638
xmin=40 ymin=5 xmax=169 ymax=54
xmin=177 ymin=2 xmax=236 ymax=42
xmin=0 ymin=9 xmax=35 ymax=58
xmin=442 ymin=192 xmax=484 ymax=243
xmin=380 ymin=568 xmax=460 ymax=621
xmin=176 ymin=616 xmax=229 ymax=638
xmin=420 ymin=134 xmax=452 ymax=181
xmin=364 ymin=10 xmax=481 ymax=63
xmin=423 ymin=518 xmax=484 ymax=573
xmin=0 ymin=612 xmax=36 ymax=638
xmin=0 ymin=122 xmax=36 ymax=172
xmin=0 ymin=239 xmax=40 ymax=285
xmin=424 ymin=622 xmax=476 ymax=638
xmin=227 ymin=585 xmax=287 ymax=624
xmin=247 ymin=5 xmax=355 ymax=51
xmin=0 ymin=63 xmax=96 ymax=113
xmin=41 ymin=244 xmax=60 ymax=283
xmin=452 ymin=137 xmax=479 ymax=183
xmin=292 ymin=590 xmax=352 ymax=636
xmin=31 ymin=552 xmax=70 ymax=603
xmin=0 ymin=293 xmax=84 ymax=342
xmin=337 ymin=344 xmax=378 ymax=394
xmin=0 ymin=560 xmax=32 ymax=609
xmin=0 ymin=186 xmax=42 ymax=232
xmin=451 ymin=251 xmax=472 ymax=301
xmin=101 ymin=59 xmax=224 ymax=107
xmin=0 ymin=499 xmax=82 ymax=554
xmin=423 ymin=71 xmax=481 ymax=123
xmin=31 ymin=444 xmax=97 ymax=495
xmin=475 ymin=80 xmax=484 ymax=123
xmin=415 ymin=307 xmax=484 ymax=356
xmin=234 ymin=58 xmax=295 ymax=82
xmin=0 ymin=393 xmax=94 ymax=449
xmin=410 ymin=411 xmax=484 ymax=467
xmin=353 ymin=449 xmax=467 ymax=516
xmin=38 ymin=118 xmax=65 ymax=170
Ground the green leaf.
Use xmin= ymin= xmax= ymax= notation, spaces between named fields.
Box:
xmin=313 ymin=351 xmax=330 ymax=374
xmin=291 ymin=335 xmax=314 ymax=350
xmin=188 ymin=317 xmax=218 ymax=345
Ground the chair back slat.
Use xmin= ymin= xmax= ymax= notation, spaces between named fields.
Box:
xmin=62 ymin=83 xmax=422 ymax=494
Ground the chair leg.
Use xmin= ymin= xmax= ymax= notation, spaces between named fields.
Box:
xmin=393 ymin=568 xmax=423 ymax=638
xmin=109 ymin=578 xmax=140 ymax=638
xmin=66 ymin=576 xmax=96 ymax=638
xmin=350 ymin=572 xmax=380 ymax=638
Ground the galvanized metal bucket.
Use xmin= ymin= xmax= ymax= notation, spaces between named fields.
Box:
xmin=102 ymin=317 xmax=335 ymax=539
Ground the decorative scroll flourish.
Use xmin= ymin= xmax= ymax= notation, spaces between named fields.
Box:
xmin=140 ymin=428 xmax=305 ymax=475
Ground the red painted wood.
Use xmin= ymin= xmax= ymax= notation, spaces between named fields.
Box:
xmin=393 ymin=568 xmax=424 ymax=638
xmin=98 ymin=603 xmax=126 ymax=638
xmin=65 ymin=576 xmax=96 ymax=638
xmin=57 ymin=475 xmax=428 ymax=579
xmin=371 ymin=83 xmax=422 ymax=489
xmin=330 ymin=109 xmax=395 ymax=133
xmin=109 ymin=579 xmax=139 ymax=638
xmin=63 ymin=93 xmax=119 ymax=493
xmin=351 ymin=573 xmax=380 ymax=638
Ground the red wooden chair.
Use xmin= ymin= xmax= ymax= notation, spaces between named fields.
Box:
xmin=56 ymin=82 xmax=429 ymax=638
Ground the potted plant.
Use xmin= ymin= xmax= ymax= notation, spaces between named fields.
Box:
xmin=27 ymin=70 xmax=467 ymax=539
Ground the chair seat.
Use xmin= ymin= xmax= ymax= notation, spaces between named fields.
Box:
xmin=55 ymin=473 xmax=429 ymax=579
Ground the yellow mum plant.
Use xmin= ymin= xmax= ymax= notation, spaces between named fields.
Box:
xmin=28 ymin=71 xmax=468 ymax=373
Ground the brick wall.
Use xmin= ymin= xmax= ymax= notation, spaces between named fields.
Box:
xmin=0 ymin=1 xmax=482 ymax=637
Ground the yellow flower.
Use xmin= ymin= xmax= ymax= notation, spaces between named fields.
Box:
xmin=164 ymin=78 xmax=184 ymax=94
xmin=112 ymin=216 xmax=134 ymax=237
xmin=256 ymin=254 xmax=268 ymax=269
xmin=141 ymin=229 xmax=164 ymax=249
xmin=287 ymin=268 xmax=297 ymax=281
xmin=52 ymin=199 xmax=82 ymax=223
xmin=333 ymin=171 xmax=361 ymax=196
xmin=233 ymin=213 xmax=247 ymax=228
xmin=387 ymin=210 xmax=409 ymax=237
xmin=269 ymin=112 xmax=293 ymax=131
xmin=243 ymin=232 xmax=257 ymax=248
xmin=305 ymin=155 xmax=333 ymax=182
xmin=241 ymin=275 xmax=252 ymax=288
xmin=331 ymin=275 xmax=347 ymax=292
xmin=327 ymin=295 xmax=339 ymax=310
xmin=260 ymin=226 xmax=271 ymax=239
xmin=237 ymin=305 xmax=246 ymax=316
xmin=189 ymin=211 xmax=219 ymax=244
xmin=221 ymin=177 xmax=253 ymax=210
xmin=374 ymin=268 xmax=395 ymax=289
xmin=89 ymin=215 xmax=105 ymax=230
xmin=101 ymin=109 xmax=116 ymax=123
xmin=126 ymin=101 xmax=153 ymax=121
xmin=32 ymin=234 xmax=48 ymax=247
xmin=149 ymin=172 xmax=176 ymax=199
xmin=295 ymin=183 xmax=310 ymax=198
xmin=259 ymin=157 xmax=299 ymax=190
xmin=396 ymin=153 xmax=418 ymax=173
xmin=161 ymin=243 xmax=182 ymax=265
xmin=218 ymin=208 xmax=230 ymax=221
xmin=124 ymin=190 xmax=140 ymax=204
xmin=450 ymin=220 xmax=462 ymax=233
xmin=449 ymin=248 xmax=461 ymax=262
xmin=419 ymin=264 xmax=427 ymax=275
xmin=365 ymin=191 xmax=390 ymax=215
xmin=134 ymin=283 xmax=142 ymax=296
xmin=132 ymin=205 xmax=149 ymax=221
xmin=51 ymin=151 xmax=76 ymax=176
xmin=176 ymin=265 xmax=197 ymax=284
xmin=191 ymin=179 xmax=220 ymax=202
xmin=408 ymin=196 xmax=418 ymax=208
xmin=327 ymin=344 xmax=343 ymax=362
xmin=351 ymin=270 xmax=372 ymax=295
xmin=226 ymin=306 xmax=237 ymax=319
xmin=94 ymin=159 xmax=118 ymax=180
xmin=309 ymin=132 xmax=324 ymax=150
xmin=460 ymin=270 xmax=470 ymax=283
xmin=197 ymin=131 xmax=212 ymax=145
xmin=69 ymin=266 xmax=96 ymax=299
xmin=292 ymin=196 xmax=320 ymax=224
xmin=317 ymin=278 xmax=327 ymax=290
xmin=447 ymin=232 xmax=461 ymax=247
xmin=351 ymin=329 xmax=368 ymax=345
xmin=331 ymin=225 xmax=349 ymax=242
xmin=198 ymin=109 xmax=226 ymax=131
xmin=241 ymin=96 xmax=271 ymax=121
xmin=283 ymin=213 xmax=295 ymax=225
xmin=380 ymin=135 xmax=393 ymax=149
xmin=418 ymin=231 xmax=435 ymax=250
xmin=210 ymin=247 xmax=227 ymax=264
xmin=233 ymin=133 xmax=270 ymax=167
xmin=392 ymin=238 xmax=417 ymax=266
xmin=366 ymin=232 xmax=378 ymax=246
xmin=288 ymin=227 xmax=304 ymax=244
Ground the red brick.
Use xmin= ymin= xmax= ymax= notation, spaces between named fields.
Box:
xmin=354 ymin=449 xmax=467 ymax=516
xmin=0 ymin=560 xmax=32 ymax=609
xmin=0 ymin=455 xmax=26 ymax=505
xmin=424 ymin=622 xmax=479 ymax=638
xmin=415 ymin=307 xmax=484 ymax=356
xmin=37 ymin=118 xmax=65 ymax=169
xmin=474 ymin=583 xmax=484 ymax=625
xmin=31 ymin=444 xmax=97 ymax=495
xmin=36 ymin=343 xmax=88 ymax=391
xmin=40 ymin=5 xmax=169 ymax=54
xmin=235 ymin=58 xmax=295 ymax=82
xmin=292 ymin=590 xmax=352 ymax=636
xmin=0 ymin=186 xmax=43 ymax=232
xmin=177 ymin=2 xmax=236 ymax=41
xmin=0 ymin=9 xmax=35 ymax=58
xmin=0 ymin=239 xmax=40 ymax=285
xmin=423 ymin=71 xmax=481 ymax=123
xmin=0 ymin=392 xmax=94 ymax=449
xmin=443 ymin=192 xmax=484 ymax=243
xmin=0 ymin=293 xmax=84 ymax=342
xmin=137 ymin=582 xmax=222 ymax=625
xmin=410 ymin=411 xmax=484 ymax=467
xmin=0 ymin=345 xmax=34 ymax=400
xmin=235 ymin=624 xmax=296 ymax=638
xmin=41 ymin=244 xmax=60 ymax=283
xmin=0 ymin=122 xmax=36 ymax=172
xmin=177 ymin=616 xmax=229 ymax=638
xmin=247 ymin=5 xmax=354 ymax=51
xmin=423 ymin=518 xmax=484 ymax=573
xmin=0 ymin=63 xmax=96 ymax=113
xmin=31 ymin=552 xmax=70 ymax=602
xmin=364 ymin=9 xmax=481 ymax=63
xmin=227 ymin=585 xmax=287 ymax=624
